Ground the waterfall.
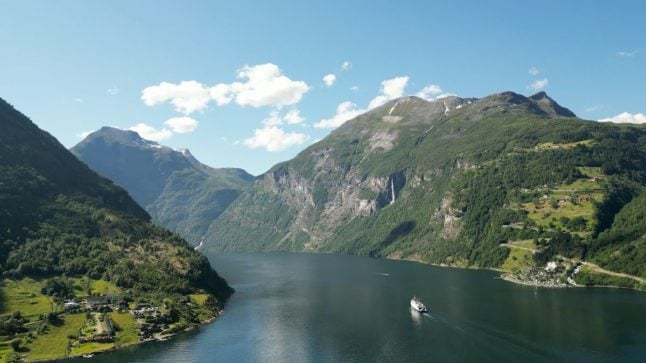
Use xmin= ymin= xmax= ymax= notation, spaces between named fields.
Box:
xmin=390 ymin=178 xmax=396 ymax=204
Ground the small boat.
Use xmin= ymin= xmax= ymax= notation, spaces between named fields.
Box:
xmin=410 ymin=296 xmax=427 ymax=313
xmin=82 ymin=354 xmax=94 ymax=358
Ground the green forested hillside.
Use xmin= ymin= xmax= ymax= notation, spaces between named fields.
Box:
xmin=205 ymin=92 xmax=645 ymax=286
xmin=0 ymin=98 xmax=233 ymax=360
xmin=71 ymin=127 xmax=253 ymax=245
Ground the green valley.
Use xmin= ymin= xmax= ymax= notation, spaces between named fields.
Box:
xmin=0 ymin=98 xmax=233 ymax=361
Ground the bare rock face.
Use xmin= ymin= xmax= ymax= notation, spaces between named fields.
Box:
xmin=436 ymin=196 xmax=462 ymax=240
xmin=369 ymin=130 xmax=399 ymax=152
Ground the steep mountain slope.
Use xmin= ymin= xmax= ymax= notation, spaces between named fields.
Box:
xmin=72 ymin=127 xmax=253 ymax=244
xmin=205 ymin=92 xmax=645 ymax=283
xmin=0 ymin=96 xmax=232 ymax=305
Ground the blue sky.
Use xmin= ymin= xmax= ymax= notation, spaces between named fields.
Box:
xmin=1 ymin=0 xmax=644 ymax=175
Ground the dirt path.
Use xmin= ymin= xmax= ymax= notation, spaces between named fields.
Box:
xmin=500 ymin=243 xmax=536 ymax=253
xmin=581 ymin=262 xmax=645 ymax=283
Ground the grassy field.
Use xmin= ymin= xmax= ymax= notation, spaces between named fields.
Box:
xmin=0 ymin=345 xmax=14 ymax=363
xmin=110 ymin=312 xmax=139 ymax=347
xmin=69 ymin=277 xmax=121 ymax=298
xmin=91 ymin=279 xmax=121 ymax=295
xmin=535 ymin=139 xmax=595 ymax=150
xmin=0 ymin=277 xmax=135 ymax=361
xmin=24 ymin=313 xmax=86 ymax=361
xmin=190 ymin=294 xmax=209 ymax=306
xmin=508 ymin=240 xmax=537 ymax=250
xmin=71 ymin=341 xmax=114 ymax=356
xmin=520 ymin=177 xmax=604 ymax=233
xmin=501 ymin=240 xmax=536 ymax=272
xmin=553 ymin=179 xmax=603 ymax=192
xmin=0 ymin=279 xmax=53 ymax=319
xmin=0 ymin=276 xmax=219 ymax=361
xmin=576 ymin=166 xmax=604 ymax=178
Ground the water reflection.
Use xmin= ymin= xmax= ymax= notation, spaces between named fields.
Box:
xmin=69 ymin=253 xmax=646 ymax=363
xmin=410 ymin=308 xmax=422 ymax=327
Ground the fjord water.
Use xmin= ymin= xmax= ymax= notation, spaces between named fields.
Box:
xmin=77 ymin=253 xmax=645 ymax=362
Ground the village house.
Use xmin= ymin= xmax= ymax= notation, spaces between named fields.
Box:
xmin=63 ymin=301 xmax=81 ymax=311
xmin=545 ymin=261 xmax=559 ymax=272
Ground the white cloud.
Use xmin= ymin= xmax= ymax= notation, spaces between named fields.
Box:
xmin=107 ymin=86 xmax=119 ymax=96
xmin=584 ymin=104 xmax=604 ymax=113
xmin=341 ymin=61 xmax=352 ymax=70
xmin=243 ymin=126 xmax=309 ymax=152
xmin=142 ymin=80 xmax=211 ymax=114
xmin=415 ymin=84 xmax=443 ymax=100
xmin=262 ymin=111 xmax=284 ymax=126
xmin=77 ymin=130 xmax=95 ymax=138
xmin=618 ymin=50 xmax=638 ymax=57
xmin=142 ymin=64 xmax=309 ymax=114
xmin=528 ymin=67 xmax=540 ymax=76
xmin=284 ymin=109 xmax=305 ymax=125
xmin=164 ymin=117 xmax=198 ymax=133
xmin=323 ymin=74 xmax=336 ymax=87
xmin=314 ymin=101 xmax=364 ymax=129
xmin=528 ymin=78 xmax=549 ymax=91
xmin=434 ymin=93 xmax=457 ymax=99
xmin=128 ymin=123 xmax=173 ymax=142
xmin=209 ymin=83 xmax=234 ymax=106
xmin=599 ymin=112 xmax=646 ymax=124
xmin=350 ymin=86 xmax=359 ymax=92
xmin=213 ymin=63 xmax=310 ymax=109
xmin=74 ymin=97 xmax=83 ymax=103
xmin=261 ymin=109 xmax=305 ymax=126
xmin=316 ymin=77 xmax=451 ymax=129
xmin=368 ymin=76 xmax=409 ymax=109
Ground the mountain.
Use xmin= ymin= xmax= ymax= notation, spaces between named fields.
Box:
xmin=205 ymin=91 xmax=645 ymax=287
xmin=71 ymin=127 xmax=254 ymax=245
xmin=0 ymin=97 xmax=232 ymax=333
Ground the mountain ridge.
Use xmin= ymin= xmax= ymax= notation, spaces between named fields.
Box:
xmin=0 ymin=97 xmax=234 ymax=360
xmin=204 ymin=90 xmax=644 ymax=288
xmin=0 ymin=97 xmax=232 ymax=296
xmin=72 ymin=127 xmax=254 ymax=244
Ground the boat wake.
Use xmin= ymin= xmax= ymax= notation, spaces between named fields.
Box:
xmin=422 ymin=312 xmax=434 ymax=320
xmin=418 ymin=311 xmax=465 ymax=333
xmin=416 ymin=311 xmax=559 ymax=359
xmin=375 ymin=272 xmax=390 ymax=276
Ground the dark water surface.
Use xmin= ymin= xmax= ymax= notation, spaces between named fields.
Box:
xmin=74 ymin=252 xmax=646 ymax=362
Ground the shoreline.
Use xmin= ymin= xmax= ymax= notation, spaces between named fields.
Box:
xmin=30 ymin=309 xmax=223 ymax=363
xmin=499 ymin=273 xmax=568 ymax=288
xmin=210 ymin=250 xmax=643 ymax=291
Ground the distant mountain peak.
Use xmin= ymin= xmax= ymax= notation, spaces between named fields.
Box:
xmin=89 ymin=126 xmax=161 ymax=148
xmin=529 ymin=91 xmax=549 ymax=99
xmin=482 ymin=91 xmax=529 ymax=105
xmin=174 ymin=147 xmax=191 ymax=156
xmin=71 ymin=127 xmax=254 ymax=244
xmin=528 ymin=91 xmax=576 ymax=118
xmin=471 ymin=91 xmax=576 ymax=118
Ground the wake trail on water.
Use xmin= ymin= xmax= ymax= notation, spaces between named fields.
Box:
xmin=421 ymin=312 xmax=465 ymax=333
xmin=422 ymin=313 xmax=435 ymax=320
xmin=421 ymin=311 xmax=560 ymax=360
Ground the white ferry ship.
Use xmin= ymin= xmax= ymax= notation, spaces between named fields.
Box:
xmin=410 ymin=296 xmax=427 ymax=313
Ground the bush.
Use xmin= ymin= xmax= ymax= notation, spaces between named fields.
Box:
xmin=10 ymin=338 xmax=21 ymax=351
